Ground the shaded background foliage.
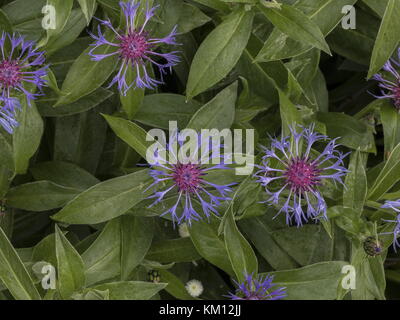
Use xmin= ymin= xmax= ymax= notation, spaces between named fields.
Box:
xmin=0 ymin=0 xmax=399 ymax=300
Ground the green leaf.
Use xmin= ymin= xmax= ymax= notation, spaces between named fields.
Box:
xmin=120 ymin=216 xmax=154 ymax=280
xmin=6 ymin=181 xmax=80 ymax=211
xmin=157 ymin=0 xmax=211 ymax=35
xmin=56 ymin=40 xmax=118 ymax=105
xmin=362 ymin=0 xmax=388 ymax=17
xmin=0 ymin=226 xmax=41 ymax=300
xmin=38 ymin=88 xmax=113 ymax=117
xmin=187 ymin=81 xmax=238 ymax=131
xmin=186 ymin=9 xmax=254 ymax=99
xmin=191 ymin=0 xmax=230 ymax=12
xmin=55 ymin=225 xmax=86 ymax=299
xmin=256 ymin=0 xmax=357 ymax=62
xmin=135 ymin=94 xmax=202 ymax=129
xmin=0 ymin=8 xmax=13 ymax=32
xmin=146 ymin=238 xmax=201 ymax=263
xmin=103 ymin=114 xmax=151 ymax=159
xmin=13 ymin=100 xmax=44 ymax=175
xmin=265 ymin=261 xmax=348 ymax=300
xmin=30 ymin=161 xmax=99 ymax=190
xmin=190 ymin=217 xmax=235 ymax=277
xmin=90 ymin=281 xmax=167 ymax=300
xmin=119 ymin=66 xmax=145 ymax=120
xmin=239 ymin=215 xmax=298 ymax=270
xmin=327 ymin=9 xmax=378 ymax=66
xmin=368 ymin=142 xmax=400 ymax=200
xmin=82 ymin=219 xmax=120 ymax=286
xmin=279 ymin=89 xmax=302 ymax=136
xmin=224 ymin=207 xmax=258 ymax=282
xmin=367 ymin=0 xmax=400 ymax=78
xmin=343 ymin=151 xmax=367 ymax=215
xmin=350 ymin=242 xmax=386 ymax=300
xmin=317 ymin=112 xmax=376 ymax=153
xmin=257 ymin=4 xmax=331 ymax=56
xmin=52 ymin=169 xmax=152 ymax=224
xmin=158 ymin=269 xmax=194 ymax=300
xmin=77 ymin=0 xmax=97 ymax=25
xmin=0 ymin=131 xmax=13 ymax=171
xmin=380 ymin=100 xmax=400 ymax=155
xmin=45 ymin=9 xmax=87 ymax=55
xmin=41 ymin=0 xmax=73 ymax=47
xmin=270 ymin=224 xmax=335 ymax=266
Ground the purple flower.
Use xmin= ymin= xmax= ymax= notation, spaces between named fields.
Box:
xmin=372 ymin=48 xmax=400 ymax=109
xmin=145 ymin=131 xmax=235 ymax=225
xmin=88 ymin=1 xmax=180 ymax=95
xmin=0 ymin=32 xmax=48 ymax=106
xmin=0 ymin=97 xmax=21 ymax=134
xmin=381 ymin=200 xmax=400 ymax=251
xmin=255 ymin=124 xmax=349 ymax=227
xmin=227 ymin=274 xmax=286 ymax=300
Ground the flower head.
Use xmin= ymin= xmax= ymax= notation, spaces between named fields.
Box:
xmin=185 ymin=279 xmax=204 ymax=298
xmin=381 ymin=200 xmax=400 ymax=251
xmin=0 ymin=32 xmax=47 ymax=106
xmin=228 ymin=274 xmax=286 ymax=300
xmin=145 ymin=131 xmax=235 ymax=225
xmin=88 ymin=1 xmax=180 ymax=95
xmin=372 ymin=48 xmax=400 ymax=110
xmin=255 ymin=124 xmax=349 ymax=226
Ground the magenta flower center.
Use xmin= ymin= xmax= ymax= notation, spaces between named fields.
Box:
xmin=284 ymin=157 xmax=321 ymax=193
xmin=118 ymin=31 xmax=150 ymax=62
xmin=0 ymin=60 xmax=22 ymax=88
xmin=172 ymin=163 xmax=203 ymax=193
xmin=393 ymin=84 xmax=400 ymax=109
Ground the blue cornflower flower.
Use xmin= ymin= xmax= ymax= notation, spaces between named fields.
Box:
xmin=145 ymin=131 xmax=235 ymax=225
xmin=255 ymin=124 xmax=349 ymax=227
xmin=0 ymin=97 xmax=21 ymax=134
xmin=88 ymin=0 xmax=180 ymax=95
xmin=0 ymin=32 xmax=48 ymax=106
xmin=381 ymin=200 xmax=400 ymax=251
xmin=227 ymin=273 xmax=287 ymax=300
xmin=372 ymin=48 xmax=400 ymax=109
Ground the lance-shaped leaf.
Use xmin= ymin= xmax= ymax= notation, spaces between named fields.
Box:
xmin=89 ymin=281 xmax=167 ymax=300
xmin=52 ymin=169 xmax=152 ymax=224
xmin=13 ymin=100 xmax=44 ymax=175
xmin=368 ymin=143 xmax=400 ymax=200
xmin=103 ymin=114 xmax=152 ymax=159
xmin=0 ymin=226 xmax=41 ymax=300
xmin=224 ymin=207 xmax=258 ymax=282
xmin=367 ymin=0 xmax=400 ymax=78
xmin=257 ymin=4 xmax=331 ymax=56
xmin=187 ymin=81 xmax=238 ymax=131
xmin=55 ymin=225 xmax=86 ymax=299
xmin=186 ymin=9 xmax=254 ymax=99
